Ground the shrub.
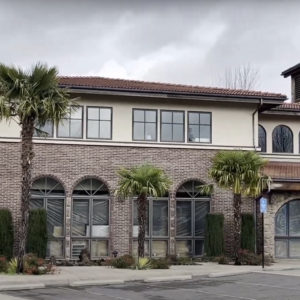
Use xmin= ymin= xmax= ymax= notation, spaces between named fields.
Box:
xmin=0 ymin=209 xmax=14 ymax=260
xmin=7 ymin=257 xmax=18 ymax=274
xmin=241 ymin=213 xmax=255 ymax=253
xmin=150 ymin=258 xmax=170 ymax=269
xmin=131 ymin=257 xmax=151 ymax=270
xmin=204 ymin=213 xmax=224 ymax=257
xmin=0 ymin=256 xmax=8 ymax=273
xmin=27 ymin=209 xmax=48 ymax=259
xmin=237 ymin=249 xmax=272 ymax=266
xmin=218 ymin=255 xmax=230 ymax=265
xmin=111 ymin=255 xmax=134 ymax=269
xmin=166 ymin=255 xmax=195 ymax=265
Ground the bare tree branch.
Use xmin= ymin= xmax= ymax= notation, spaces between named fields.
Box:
xmin=212 ymin=62 xmax=260 ymax=91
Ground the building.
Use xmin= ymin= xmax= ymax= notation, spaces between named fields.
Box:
xmin=0 ymin=63 xmax=300 ymax=260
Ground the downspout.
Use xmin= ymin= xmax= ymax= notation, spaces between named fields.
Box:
xmin=252 ymin=98 xmax=263 ymax=151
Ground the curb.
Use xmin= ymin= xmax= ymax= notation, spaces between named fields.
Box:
xmin=144 ymin=275 xmax=192 ymax=283
xmin=263 ymin=267 xmax=300 ymax=272
xmin=70 ymin=280 xmax=124 ymax=287
xmin=208 ymin=271 xmax=252 ymax=278
xmin=0 ymin=283 xmax=45 ymax=291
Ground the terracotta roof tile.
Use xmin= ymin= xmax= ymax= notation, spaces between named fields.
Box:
xmin=58 ymin=76 xmax=286 ymax=99
xmin=275 ymin=103 xmax=300 ymax=110
xmin=264 ymin=162 xmax=300 ymax=180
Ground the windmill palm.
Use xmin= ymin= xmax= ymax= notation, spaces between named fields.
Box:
xmin=0 ymin=62 xmax=78 ymax=273
xmin=199 ymin=150 xmax=270 ymax=265
xmin=114 ymin=164 xmax=172 ymax=257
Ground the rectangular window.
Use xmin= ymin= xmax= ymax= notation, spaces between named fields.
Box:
xmin=160 ymin=110 xmax=184 ymax=142
xmin=133 ymin=109 xmax=157 ymax=141
xmin=57 ymin=106 xmax=83 ymax=138
xmin=188 ymin=112 xmax=211 ymax=143
xmin=33 ymin=121 xmax=54 ymax=138
xmin=87 ymin=107 xmax=112 ymax=139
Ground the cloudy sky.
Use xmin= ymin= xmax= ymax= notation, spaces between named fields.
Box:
xmin=1 ymin=0 xmax=299 ymax=98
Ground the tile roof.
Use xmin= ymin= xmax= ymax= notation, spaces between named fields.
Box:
xmin=264 ymin=162 xmax=300 ymax=180
xmin=275 ymin=103 xmax=300 ymax=111
xmin=58 ymin=76 xmax=286 ymax=99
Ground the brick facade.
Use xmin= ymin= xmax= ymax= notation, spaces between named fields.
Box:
xmin=0 ymin=141 xmax=254 ymax=259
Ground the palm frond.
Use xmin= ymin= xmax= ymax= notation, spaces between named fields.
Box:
xmin=197 ymin=183 xmax=214 ymax=196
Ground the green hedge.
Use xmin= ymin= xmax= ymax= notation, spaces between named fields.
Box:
xmin=241 ymin=213 xmax=255 ymax=252
xmin=0 ymin=208 xmax=14 ymax=260
xmin=27 ymin=209 xmax=48 ymax=258
xmin=204 ymin=213 xmax=224 ymax=257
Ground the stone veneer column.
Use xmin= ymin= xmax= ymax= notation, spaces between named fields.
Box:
xmin=65 ymin=196 xmax=71 ymax=260
xmin=169 ymin=192 xmax=176 ymax=255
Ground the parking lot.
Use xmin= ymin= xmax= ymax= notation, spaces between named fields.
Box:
xmin=2 ymin=272 xmax=300 ymax=300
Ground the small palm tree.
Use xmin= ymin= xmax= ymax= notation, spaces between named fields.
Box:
xmin=114 ymin=164 xmax=172 ymax=257
xmin=199 ymin=150 xmax=270 ymax=265
xmin=0 ymin=62 xmax=78 ymax=273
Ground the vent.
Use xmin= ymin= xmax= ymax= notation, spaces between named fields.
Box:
xmin=295 ymin=75 xmax=300 ymax=102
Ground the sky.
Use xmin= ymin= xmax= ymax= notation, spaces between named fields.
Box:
xmin=0 ymin=0 xmax=300 ymax=99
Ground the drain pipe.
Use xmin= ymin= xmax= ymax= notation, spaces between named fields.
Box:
xmin=252 ymin=98 xmax=263 ymax=151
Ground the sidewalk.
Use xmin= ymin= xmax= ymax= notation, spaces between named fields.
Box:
xmin=0 ymin=261 xmax=300 ymax=291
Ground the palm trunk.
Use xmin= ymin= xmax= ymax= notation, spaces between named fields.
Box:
xmin=233 ymin=193 xmax=242 ymax=265
xmin=137 ymin=194 xmax=147 ymax=258
xmin=17 ymin=119 xmax=34 ymax=273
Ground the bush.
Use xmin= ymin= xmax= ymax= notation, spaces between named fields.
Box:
xmin=0 ymin=209 xmax=14 ymax=260
xmin=150 ymin=258 xmax=170 ymax=269
xmin=218 ymin=255 xmax=230 ymax=265
xmin=204 ymin=213 xmax=224 ymax=257
xmin=7 ymin=257 xmax=18 ymax=274
xmin=0 ymin=256 xmax=8 ymax=273
xmin=23 ymin=253 xmax=56 ymax=275
xmin=27 ymin=209 xmax=48 ymax=259
xmin=241 ymin=213 xmax=255 ymax=253
xmin=237 ymin=249 xmax=272 ymax=266
xmin=111 ymin=255 xmax=134 ymax=269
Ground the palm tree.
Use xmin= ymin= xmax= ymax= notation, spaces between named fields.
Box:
xmin=199 ymin=150 xmax=270 ymax=265
xmin=0 ymin=62 xmax=78 ymax=273
xmin=114 ymin=164 xmax=172 ymax=257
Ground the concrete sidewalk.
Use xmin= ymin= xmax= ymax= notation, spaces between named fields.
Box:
xmin=0 ymin=261 xmax=299 ymax=291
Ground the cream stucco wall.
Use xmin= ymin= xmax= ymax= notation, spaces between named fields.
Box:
xmin=0 ymin=94 xmax=258 ymax=148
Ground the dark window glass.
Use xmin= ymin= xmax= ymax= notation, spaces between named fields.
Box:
xmin=161 ymin=111 xmax=184 ymax=142
xmin=188 ymin=112 xmax=211 ymax=143
xmin=272 ymin=125 xmax=293 ymax=153
xmin=258 ymin=125 xmax=266 ymax=152
xmin=33 ymin=121 xmax=54 ymax=137
xmin=87 ymin=107 xmax=112 ymax=139
xmin=133 ymin=109 xmax=157 ymax=141
xmin=58 ymin=106 xmax=83 ymax=138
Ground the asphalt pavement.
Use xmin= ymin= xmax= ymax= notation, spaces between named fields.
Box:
xmin=2 ymin=272 xmax=300 ymax=300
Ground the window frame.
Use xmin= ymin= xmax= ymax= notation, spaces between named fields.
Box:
xmin=187 ymin=111 xmax=212 ymax=144
xmin=272 ymin=124 xmax=294 ymax=154
xmin=86 ymin=106 xmax=113 ymax=140
xmin=71 ymin=179 xmax=111 ymax=260
xmin=30 ymin=177 xmax=66 ymax=259
xmin=258 ymin=124 xmax=267 ymax=152
xmin=132 ymin=197 xmax=170 ymax=257
xmin=57 ymin=105 xmax=84 ymax=139
xmin=132 ymin=108 xmax=158 ymax=142
xmin=160 ymin=110 xmax=185 ymax=143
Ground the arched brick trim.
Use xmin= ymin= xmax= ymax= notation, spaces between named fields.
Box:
xmin=172 ymin=178 xmax=207 ymax=194
xmin=70 ymin=175 xmax=112 ymax=195
xmin=31 ymin=174 xmax=67 ymax=194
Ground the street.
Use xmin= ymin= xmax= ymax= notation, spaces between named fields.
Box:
xmin=2 ymin=272 xmax=300 ymax=300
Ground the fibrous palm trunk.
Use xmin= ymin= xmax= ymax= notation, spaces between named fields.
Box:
xmin=137 ymin=193 xmax=147 ymax=258
xmin=233 ymin=193 xmax=242 ymax=265
xmin=17 ymin=119 xmax=34 ymax=273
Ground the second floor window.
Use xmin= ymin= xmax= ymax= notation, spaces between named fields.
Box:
xmin=58 ymin=106 xmax=83 ymax=138
xmin=87 ymin=107 xmax=112 ymax=139
xmin=272 ymin=125 xmax=293 ymax=153
xmin=33 ymin=121 xmax=54 ymax=137
xmin=188 ymin=112 xmax=211 ymax=143
xmin=133 ymin=109 xmax=157 ymax=141
xmin=161 ymin=111 xmax=184 ymax=142
xmin=258 ymin=125 xmax=267 ymax=152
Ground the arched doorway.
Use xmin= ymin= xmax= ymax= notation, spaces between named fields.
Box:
xmin=175 ymin=180 xmax=210 ymax=257
xmin=30 ymin=177 xmax=65 ymax=258
xmin=71 ymin=178 xmax=110 ymax=259
xmin=275 ymin=200 xmax=300 ymax=258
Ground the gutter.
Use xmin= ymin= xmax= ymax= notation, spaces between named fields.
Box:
xmin=252 ymin=98 xmax=263 ymax=150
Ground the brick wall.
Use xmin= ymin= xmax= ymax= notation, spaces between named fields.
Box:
xmin=0 ymin=142 xmax=255 ymax=258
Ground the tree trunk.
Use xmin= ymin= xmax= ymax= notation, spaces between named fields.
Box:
xmin=17 ymin=119 xmax=35 ymax=273
xmin=233 ymin=193 xmax=242 ymax=265
xmin=137 ymin=194 xmax=147 ymax=258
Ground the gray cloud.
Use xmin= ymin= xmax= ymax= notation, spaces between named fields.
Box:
xmin=0 ymin=0 xmax=299 ymax=98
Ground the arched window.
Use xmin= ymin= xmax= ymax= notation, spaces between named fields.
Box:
xmin=258 ymin=125 xmax=266 ymax=152
xmin=175 ymin=180 xmax=210 ymax=257
xmin=71 ymin=178 xmax=110 ymax=259
xmin=30 ymin=177 xmax=65 ymax=258
xmin=275 ymin=200 xmax=300 ymax=258
xmin=132 ymin=193 xmax=169 ymax=257
xmin=272 ymin=125 xmax=293 ymax=153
